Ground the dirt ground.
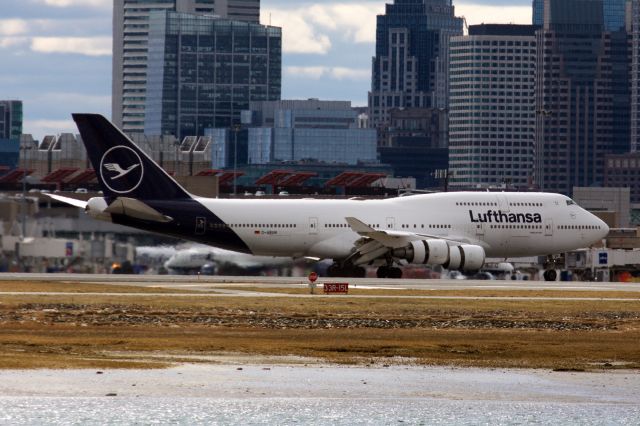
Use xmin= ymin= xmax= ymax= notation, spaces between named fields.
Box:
xmin=0 ymin=280 xmax=639 ymax=370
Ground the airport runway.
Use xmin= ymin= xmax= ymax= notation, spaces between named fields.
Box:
xmin=1 ymin=273 xmax=640 ymax=300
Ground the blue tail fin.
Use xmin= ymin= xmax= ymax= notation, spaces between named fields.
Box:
xmin=73 ymin=113 xmax=191 ymax=200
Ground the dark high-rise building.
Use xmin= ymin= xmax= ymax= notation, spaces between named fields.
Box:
xmin=631 ymin=0 xmax=640 ymax=151
xmin=532 ymin=0 xmax=544 ymax=26
xmin=144 ymin=11 xmax=281 ymax=139
xmin=112 ymin=0 xmax=261 ymax=135
xmin=378 ymin=108 xmax=448 ymax=188
xmin=535 ymin=0 xmax=630 ymax=195
xmin=368 ymin=0 xmax=463 ymax=132
xmin=0 ymin=100 xmax=22 ymax=140
xmin=533 ymin=0 xmax=626 ymax=31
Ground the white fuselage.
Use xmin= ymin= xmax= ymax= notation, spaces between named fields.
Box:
xmin=195 ymin=192 xmax=609 ymax=259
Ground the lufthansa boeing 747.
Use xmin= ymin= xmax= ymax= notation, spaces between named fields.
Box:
xmin=49 ymin=114 xmax=609 ymax=280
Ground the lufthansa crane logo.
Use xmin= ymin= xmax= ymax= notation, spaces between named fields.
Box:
xmin=99 ymin=146 xmax=144 ymax=194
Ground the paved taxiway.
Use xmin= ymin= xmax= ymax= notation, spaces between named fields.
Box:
xmin=1 ymin=273 xmax=639 ymax=301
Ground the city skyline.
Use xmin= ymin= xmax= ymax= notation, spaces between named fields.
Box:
xmin=0 ymin=0 xmax=533 ymax=140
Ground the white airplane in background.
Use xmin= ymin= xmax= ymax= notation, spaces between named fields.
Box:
xmin=48 ymin=114 xmax=610 ymax=281
xmin=162 ymin=245 xmax=292 ymax=274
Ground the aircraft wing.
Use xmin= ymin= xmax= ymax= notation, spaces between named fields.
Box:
xmin=45 ymin=193 xmax=88 ymax=209
xmin=345 ymin=216 xmax=477 ymax=265
xmin=345 ymin=217 xmax=469 ymax=248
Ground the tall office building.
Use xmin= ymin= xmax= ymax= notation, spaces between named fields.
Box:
xmin=378 ymin=107 xmax=448 ymax=188
xmin=533 ymin=0 xmax=627 ymax=31
xmin=631 ymin=0 xmax=640 ymax=151
xmin=112 ymin=0 xmax=260 ymax=135
xmin=448 ymin=25 xmax=537 ymax=190
xmin=535 ymin=0 xmax=630 ymax=195
xmin=0 ymin=100 xmax=22 ymax=140
xmin=532 ymin=0 xmax=544 ymax=26
xmin=368 ymin=0 xmax=463 ymax=131
xmin=144 ymin=12 xmax=281 ymax=139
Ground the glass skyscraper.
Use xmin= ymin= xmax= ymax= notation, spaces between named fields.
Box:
xmin=631 ymin=0 xmax=640 ymax=151
xmin=144 ymin=12 xmax=281 ymax=139
xmin=533 ymin=0 xmax=626 ymax=31
xmin=368 ymin=0 xmax=463 ymax=131
xmin=0 ymin=100 xmax=22 ymax=140
xmin=112 ymin=0 xmax=261 ymax=135
xmin=242 ymin=100 xmax=377 ymax=167
xmin=535 ymin=0 xmax=630 ymax=195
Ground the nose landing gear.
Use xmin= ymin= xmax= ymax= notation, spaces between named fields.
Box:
xmin=543 ymin=255 xmax=561 ymax=281
xmin=543 ymin=269 xmax=557 ymax=282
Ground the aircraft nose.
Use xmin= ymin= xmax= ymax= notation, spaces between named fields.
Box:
xmin=598 ymin=219 xmax=610 ymax=239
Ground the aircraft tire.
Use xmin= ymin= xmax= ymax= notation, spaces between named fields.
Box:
xmin=353 ymin=266 xmax=366 ymax=278
xmin=327 ymin=264 xmax=341 ymax=277
xmin=388 ymin=267 xmax=403 ymax=279
xmin=376 ymin=266 xmax=388 ymax=278
xmin=543 ymin=269 xmax=557 ymax=282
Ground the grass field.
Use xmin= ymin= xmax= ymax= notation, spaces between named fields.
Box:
xmin=0 ymin=281 xmax=639 ymax=370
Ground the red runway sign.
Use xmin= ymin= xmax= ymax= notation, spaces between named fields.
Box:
xmin=323 ymin=282 xmax=349 ymax=294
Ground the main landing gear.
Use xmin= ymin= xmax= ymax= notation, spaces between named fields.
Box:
xmin=325 ymin=262 xmax=404 ymax=279
xmin=376 ymin=265 xmax=402 ymax=279
xmin=327 ymin=262 xmax=366 ymax=278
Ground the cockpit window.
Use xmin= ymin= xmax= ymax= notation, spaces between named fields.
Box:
xmin=566 ymin=199 xmax=576 ymax=206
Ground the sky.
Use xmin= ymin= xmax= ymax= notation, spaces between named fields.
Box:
xmin=0 ymin=0 xmax=533 ymax=140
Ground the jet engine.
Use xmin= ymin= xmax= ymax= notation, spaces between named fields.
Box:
xmin=392 ymin=240 xmax=486 ymax=272
xmin=85 ymin=197 xmax=111 ymax=221
xmin=392 ymin=239 xmax=449 ymax=265
xmin=443 ymin=245 xmax=485 ymax=272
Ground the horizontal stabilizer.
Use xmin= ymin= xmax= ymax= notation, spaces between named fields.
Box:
xmin=105 ymin=197 xmax=173 ymax=223
xmin=45 ymin=193 xmax=88 ymax=209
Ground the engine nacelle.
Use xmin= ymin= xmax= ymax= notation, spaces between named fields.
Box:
xmin=444 ymin=245 xmax=486 ymax=272
xmin=392 ymin=239 xmax=449 ymax=265
xmin=86 ymin=197 xmax=112 ymax=221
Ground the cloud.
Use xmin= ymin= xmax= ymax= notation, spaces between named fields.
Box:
xmin=456 ymin=2 xmax=531 ymax=26
xmin=262 ymin=2 xmax=383 ymax=54
xmin=0 ymin=19 xmax=29 ymax=36
xmin=306 ymin=4 xmax=383 ymax=43
xmin=37 ymin=0 xmax=111 ymax=9
xmin=31 ymin=37 xmax=112 ymax=56
xmin=23 ymin=119 xmax=77 ymax=139
xmin=262 ymin=10 xmax=331 ymax=54
xmin=285 ymin=66 xmax=369 ymax=81
xmin=0 ymin=37 xmax=29 ymax=49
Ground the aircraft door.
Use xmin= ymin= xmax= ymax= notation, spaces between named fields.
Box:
xmin=195 ymin=217 xmax=206 ymax=235
xmin=386 ymin=217 xmax=396 ymax=230
xmin=545 ymin=219 xmax=554 ymax=236
xmin=475 ymin=222 xmax=485 ymax=236
xmin=309 ymin=217 xmax=319 ymax=235
xmin=497 ymin=194 xmax=510 ymax=212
